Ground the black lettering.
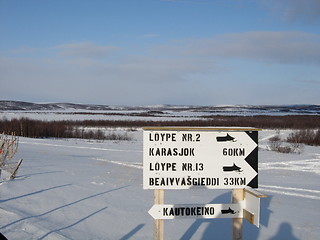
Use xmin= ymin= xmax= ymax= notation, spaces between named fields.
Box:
xmin=239 ymin=148 xmax=245 ymax=156
xmin=196 ymin=134 xmax=200 ymax=142
xmin=149 ymin=148 xmax=194 ymax=156
xmin=166 ymin=148 xmax=172 ymax=156
xmin=160 ymin=178 xmax=165 ymax=185
xmin=191 ymin=207 xmax=196 ymax=215
xmin=169 ymin=208 xmax=174 ymax=216
xmin=224 ymin=177 xmax=228 ymax=185
xmin=155 ymin=148 xmax=160 ymax=156
xmin=163 ymin=208 xmax=168 ymax=216
xmin=149 ymin=178 xmax=154 ymax=185
xmin=223 ymin=177 xmax=246 ymax=186
xmin=172 ymin=163 xmax=176 ymax=171
xmin=180 ymin=208 xmax=185 ymax=216
xmin=182 ymin=163 xmax=187 ymax=171
xmin=149 ymin=133 xmax=155 ymax=141
xmin=197 ymin=207 xmax=201 ymax=215
xmin=149 ymin=148 xmax=154 ymax=156
xmin=171 ymin=133 xmax=176 ymax=141
xmin=161 ymin=148 xmax=166 ymax=156
xmin=182 ymin=133 xmax=187 ymax=141
xmin=223 ymin=148 xmax=245 ymax=156
xmin=174 ymin=208 xmax=179 ymax=216
xmin=187 ymin=176 xmax=192 ymax=185
xmin=149 ymin=132 xmax=177 ymax=141
xmin=186 ymin=208 xmax=190 ymax=215
xmin=181 ymin=133 xmax=201 ymax=142
xmin=175 ymin=178 xmax=180 ymax=185
xmin=173 ymin=148 xmax=178 ymax=156
xmin=198 ymin=163 xmax=204 ymax=171
xmin=190 ymin=148 xmax=195 ymax=156
xmin=210 ymin=207 xmax=214 ymax=215
xmin=204 ymin=207 xmax=209 ymax=215
xmin=149 ymin=163 xmax=154 ymax=171
xmin=169 ymin=178 xmax=174 ymax=185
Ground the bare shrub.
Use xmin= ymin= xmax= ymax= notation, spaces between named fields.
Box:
xmin=268 ymin=134 xmax=296 ymax=154
xmin=0 ymin=134 xmax=18 ymax=168
xmin=286 ymin=129 xmax=320 ymax=146
xmin=67 ymin=127 xmax=133 ymax=141
xmin=0 ymin=133 xmax=23 ymax=179
xmin=289 ymin=141 xmax=304 ymax=154
xmin=105 ymin=132 xmax=132 ymax=141
xmin=276 ymin=146 xmax=293 ymax=154
xmin=269 ymin=135 xmax=281 ymax=142
xmin=268 ymin=135 xmax=282 ymax=152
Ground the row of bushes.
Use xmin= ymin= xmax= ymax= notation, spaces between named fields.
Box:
xmin=63 ymin=115 xmax=320 ymax=129
xmin=268 ymin=129 xmax=320 ymax=154
xmin=0 ymin=118 xmax=132 ymax=140
xmin=71 ymin=129 xmax=132 ymax=141
xmin=0 ymin=116 xmax=319 ymax=141
xmin=287 ymin=129 xmax=320 ymax=146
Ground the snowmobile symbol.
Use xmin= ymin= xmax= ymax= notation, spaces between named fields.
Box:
xmin=221 ymin=207 xmax=237 ymax=214
xmin=216 ymin=133 xmax=236 ymax=142
xmin=223 ymin=163 xmax=243 ymax=172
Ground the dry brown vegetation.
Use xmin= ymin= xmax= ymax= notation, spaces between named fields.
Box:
xmin=0 ymin=116 xmax=319 ymax=144
xmin=286 ymin=129 xmax=320 ymax=146
xmin=0 ymin=133 xmax=22 ymax=179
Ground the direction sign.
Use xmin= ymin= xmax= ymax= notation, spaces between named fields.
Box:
xmin=143 ymin=127 xmax=259 ymax=189
xmin=148 ymin=203 xmax=244 ymax=220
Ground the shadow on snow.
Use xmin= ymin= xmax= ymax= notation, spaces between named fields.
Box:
xmin=179 ymin=191 xmax=299 ymax=240
xmin=0 ymin=185 xmax=129 ymax=231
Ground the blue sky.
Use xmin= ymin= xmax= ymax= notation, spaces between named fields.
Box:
xmin=1 ymin=0 xmax=319 ymax=106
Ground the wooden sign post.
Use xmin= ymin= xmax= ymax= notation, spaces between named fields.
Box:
xmin=232 ymin=189 xmax=244 ymax=240
xmin=143 ymin=127 xmax=265 ymax=240
xmin=154 ymin=189 xmax=164 ymax=240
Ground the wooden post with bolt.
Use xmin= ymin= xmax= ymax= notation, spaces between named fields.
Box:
xmin=154 ymin=189 xmax=164 ymax=240
xmin=232 ymin=189 xmax=244 ymax=240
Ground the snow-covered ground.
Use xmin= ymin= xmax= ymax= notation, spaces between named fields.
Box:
xmin=0 ymin=128 xmax=319 ymax=240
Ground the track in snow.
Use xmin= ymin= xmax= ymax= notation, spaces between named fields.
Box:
xmin=260 ymin=154 xmax=320 ymax=175
xmin=19 ymin=140 xmax=142 ymax=153
xmin=259 ymin=184 xmax=320 ymax=200
xmin=94 ymin=158 xmax=143 ymax=169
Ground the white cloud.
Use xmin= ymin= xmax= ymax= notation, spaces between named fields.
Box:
xmin=262 ymin=0 xmax=320 ymax=23
xmin=155 ymin=31 xmax=320 ymax=65
xmin=2 ymin=33 xmax=320 ymax=105
xmin=52 ymin=42 xmax=120 ymax=59
xmin=12 ymin=47 xmax=39 ymax=54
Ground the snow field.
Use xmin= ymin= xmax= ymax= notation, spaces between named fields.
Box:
xmin=0 ymin=128 xmax=319 ymax=239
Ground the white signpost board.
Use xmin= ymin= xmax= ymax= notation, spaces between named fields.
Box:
xmin=149 ymin=203 xmax=244 ymax=220
xmin=143 ymin=127 xmax=259 ymax=190
xmin=143 ymin=127 xmax=264 ymax=240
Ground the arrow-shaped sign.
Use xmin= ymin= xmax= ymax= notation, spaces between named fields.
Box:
xmin=143 ymin=129 xmax=259 ymax=189
xmin=148 ymin=203 xmax=244 ymax=220
xmin=148 ymin=188 xmax=267 ymax=228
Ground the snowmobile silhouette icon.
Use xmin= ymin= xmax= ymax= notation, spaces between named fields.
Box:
xmin=221 ymin=207 xmax=237 ymax=214
xmin=223 ymin=163 xmax=243 ymax=172
xmin=216 ymin=133 xmax=236 ymax=142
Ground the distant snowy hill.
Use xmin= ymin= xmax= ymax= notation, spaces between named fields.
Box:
xmin=0 ymin=100 xmax=319 ymax=115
